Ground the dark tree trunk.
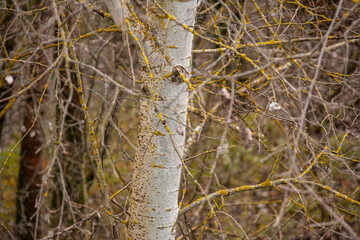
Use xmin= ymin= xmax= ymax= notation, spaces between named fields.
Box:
xmin=16 ymin=94 xmax=43 ymax=240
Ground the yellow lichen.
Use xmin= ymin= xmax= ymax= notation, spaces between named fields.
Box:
xmin=218 ymin=190 xmax=228 ymax=195
xmin=260 ymin=179 xmax=272 ymax=187
xmin=153 ymin=131 xmax=165 ymax=136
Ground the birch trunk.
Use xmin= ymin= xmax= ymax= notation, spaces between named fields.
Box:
xmin=106 ymin=0 xmax=196 ymax=238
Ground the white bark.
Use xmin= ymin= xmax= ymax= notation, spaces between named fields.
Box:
xmin=106 ymin=0 xmax=196 ymax=237
xmin=127 ymin=1 xmax=196 ymax=239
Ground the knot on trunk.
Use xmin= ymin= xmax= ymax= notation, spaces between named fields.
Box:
xmin=168 ymin=65 xmax=188 ymax=84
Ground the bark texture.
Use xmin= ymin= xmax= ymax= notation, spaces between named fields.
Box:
xmin=127 ymin=0 xmax=197 ymax=239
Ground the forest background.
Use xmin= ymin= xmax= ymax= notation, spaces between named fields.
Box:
xmin=0 ymin=0 xmax=360 ymax=239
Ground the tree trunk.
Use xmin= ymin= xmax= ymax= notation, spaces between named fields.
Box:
xmin=126 ymin=1 xmax=197 ymax=238
xmin=16 ymin=94 xmax=43 ymax=240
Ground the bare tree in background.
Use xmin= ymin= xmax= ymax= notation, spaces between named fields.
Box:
xmin=50 ymin=5 xmax=87 ymax=226
xmin=0 ymin=0 xmax=359 ymax=239
xmin=16 ymin=91 xmax=43 ymax=240
xmin=0 ymin=0 xmax=14 ymax=145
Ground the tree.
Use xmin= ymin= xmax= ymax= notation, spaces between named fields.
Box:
xmin=115 ymin=1 xmax=197 ymax=238
xmin=1 ymin=1 xmax=50 ymax=238
xmin=16 ymin=90 xmax=43 ymax=240
xmin=1 ymin=0 xmax=360 ymax=239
